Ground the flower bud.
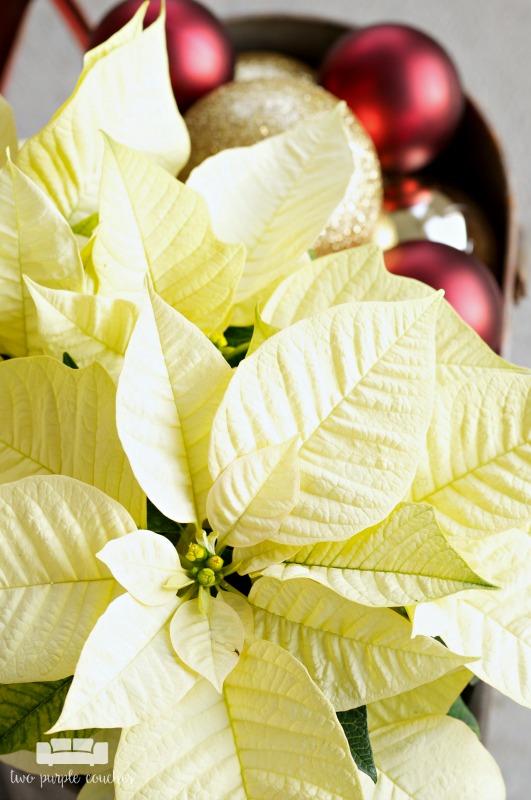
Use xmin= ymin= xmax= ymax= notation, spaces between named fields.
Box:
xmin=206 ymin=555 xmax=224 ymax=572
xmin=197 ymin=568 xmax=217 ymax=587
xmin=186 ymin=543 xmax=208 ymax=562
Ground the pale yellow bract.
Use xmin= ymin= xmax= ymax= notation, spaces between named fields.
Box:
xmin=0 ymin=95 xmax=17 ymax=167
xmin=0 ymin=158 xmax=83 ymax=357
xmin=359 ymin=716 xmax=504 ymax=799
xmin=187 ymin=104 xmax=354 ymax=325
xmin=92 ymin=135 xmax=246 ymax=334
xmin=16 ymin=4 xmax=189 ymax=223
xmin=264 ymin=502 xmax=494 ymax=606
xmin=113 ymin=640 xmax=364 ymax=800
xmin=0 ymin=476 xmax=134 ymax=683
xmin=0 ymin=356 xmax=145 ymax=525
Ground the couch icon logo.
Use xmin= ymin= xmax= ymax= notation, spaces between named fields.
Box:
xmin=36 ymin=738 xmax=109 ymax=767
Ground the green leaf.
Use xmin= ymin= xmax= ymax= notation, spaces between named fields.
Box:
xmin=1 ymin=728 xmax=120 ymax=779
xmin=358 ymin=716 xmax=504 ymax=799
xmin=222 ymin=342 xmax=249 ymax=368
xmin=223 ymin=325 xmax=254 ymax=348
xmin=0 ymin=679 xmax=74 ymax=754
xmin=92 ymin=136 xmax=245 ymax=334
xmin=113 ymin=640 xmax=363 ymax=799
xmin=0 ymin=679 xmax=102 ymax=761
xmin=17 ymin=5 xmax=189 ymax=223
xmin=263 ymin=243 xmax=522 ymax=370
xmin=146 ymin=498 xmax=186 ymax=539
xmin=49 ymin=593 xmax=195 ymax=732
xmin=447 ymin=695 xmax=481 ymax=738
xmin=62 ymin=351 xmax=79 ymax=369
xmin=210 ymin=297 xmax=441 ymax=545
xmin=249 ymin=577 xmax=471 ymax=710
xmin=117 ymin=285 xmax=232 ymax=526
xmin=188 ymin=106 xmax=354 ymax=325
xmin=0 ymin=158 xmax=84 ymax=357
xmin=264 ymin=502 xmax=494 ymax=606
xmin=0 ymin=356 xmax=145 ymax=526
xmin=25 ymin=276 xmax=139 ymax=383
xmin=0 ymin=475 xmax=135 ymax=684
xmin=337 ymin=706 xmax=377 ymax=783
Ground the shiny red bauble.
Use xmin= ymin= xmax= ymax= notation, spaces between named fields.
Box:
xmin=384 ymin=241 xmax=503 ymax=352
xmin=89 ymin=0 xmax=235 ymax=111
xmin=320 ymin=24 xmax=464 ymax=173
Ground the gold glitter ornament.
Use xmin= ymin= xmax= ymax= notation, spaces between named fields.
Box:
xmin=182 ymin=78 xmax=382 ymax=252
xmin=235 ymin=51 xmax=316 ymax=84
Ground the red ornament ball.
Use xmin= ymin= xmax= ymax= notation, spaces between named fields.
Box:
xmin=89 ymin=0 xmax=235 ymax=112
xmin=384 ymin=240 xmax=503 ymax=352
xmin=320 ymin=24 xmax=464 ymax=173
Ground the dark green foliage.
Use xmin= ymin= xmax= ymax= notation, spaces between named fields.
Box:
xmin=0 ymin=678 xmax=95 ymax=755
xmin=147 ymin=498 xmax=187 ymax=545
xmin=62 ymin=352 xmax=79 ymax=369
xmin=448 ymin=695 xmax=481 ymax=739
xmin=336 ymin=706 xmax=377 ymax=783
xmin=223 ymin=326 xmax=253 ymax=348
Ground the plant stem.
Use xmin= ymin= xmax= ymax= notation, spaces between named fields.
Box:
xmin=219 ymin=579 xmax=247 ymax=599
xmin=179 ymin=584 xmax=197 ymax=603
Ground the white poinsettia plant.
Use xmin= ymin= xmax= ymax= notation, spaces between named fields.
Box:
xmin=0 ymin=5 xmax=529 ymax=799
